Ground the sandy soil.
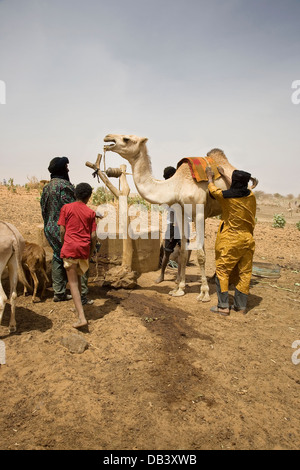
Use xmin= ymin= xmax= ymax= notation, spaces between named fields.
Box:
xmin=0 ymin=186 xmax=299 ymax=451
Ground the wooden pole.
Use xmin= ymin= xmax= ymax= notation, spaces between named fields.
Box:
xmin=119 ymin=164 xmax=133 ymax=270
xmin=85 ymin=157 xmax=133 ymax=270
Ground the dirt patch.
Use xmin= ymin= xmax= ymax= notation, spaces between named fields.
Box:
xmin=0 ymin=186 xmax=300 ymax=450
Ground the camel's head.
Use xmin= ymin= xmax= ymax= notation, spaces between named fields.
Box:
xmin=103 ymin=134 xmax=148 ymax=162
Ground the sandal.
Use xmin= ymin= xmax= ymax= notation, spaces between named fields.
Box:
xmin=233 ymin=307 xmax=247 ymax=314
xmin=210 ymin=305 xmax=230 ymax=316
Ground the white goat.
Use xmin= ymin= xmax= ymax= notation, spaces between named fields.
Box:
xmin=0 ymin=221 xmax=30 ymax=332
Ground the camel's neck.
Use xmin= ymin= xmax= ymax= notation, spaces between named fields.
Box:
xmin=130 ymin=147 xmax=177 ymax=205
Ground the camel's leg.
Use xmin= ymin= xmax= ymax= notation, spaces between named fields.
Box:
xmin=196 ymin=248 xmax=210 ymax=302
xmin=7 ymin=255 xmax=18 ymax=332
xmin=194 ymin=207 xmax=210 ymax=302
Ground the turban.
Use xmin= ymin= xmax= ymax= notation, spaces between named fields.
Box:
xmin=222 ymin=170 xmax=251 ymax=199
xmin=48 ymin=156 xmax=70 ymax=181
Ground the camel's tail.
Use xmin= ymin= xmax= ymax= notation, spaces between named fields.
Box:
xmin=250 ymin=177 xmax=259 ymax=189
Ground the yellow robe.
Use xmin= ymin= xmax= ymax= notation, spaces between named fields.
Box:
xmin=208 ymin=182 xmax=256 ymax=295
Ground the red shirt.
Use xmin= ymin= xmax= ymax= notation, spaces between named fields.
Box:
xmin=58 ymin=201 xmax=97 ymax=259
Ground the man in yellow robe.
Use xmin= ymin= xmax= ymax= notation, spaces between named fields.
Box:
xmin=206 ymin=167 xmax=256 ymax=316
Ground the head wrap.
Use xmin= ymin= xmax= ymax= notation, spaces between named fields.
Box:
xmin=48 ymin=156 xmax=70 ymax=181
xmin=222 ymin=170 xmax=251 ymax=199
xmin=163 ymin=166 xmax=176 ymax=180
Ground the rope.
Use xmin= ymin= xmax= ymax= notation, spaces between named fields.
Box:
xmin=106 ymin=167 xmax=123 ymax=178
xmin=102 ymin=149 xmax=110 ymax=204
xmin=168 ymin=260 xmax=178 ymax=269
xmin=103 ymin=148 xmax=107 ymax=173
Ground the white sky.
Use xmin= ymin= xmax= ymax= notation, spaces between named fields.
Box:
xmin=0 ymin=0 xmax=299 ymax=195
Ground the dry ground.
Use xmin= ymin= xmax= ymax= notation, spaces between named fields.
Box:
xmin=0 ymin=186 xmax=299 ymax=450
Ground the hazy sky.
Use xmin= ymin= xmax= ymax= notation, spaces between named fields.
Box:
xmin=0 ymin=0 xmax=299 ymax=195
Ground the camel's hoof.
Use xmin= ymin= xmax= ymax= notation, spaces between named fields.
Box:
xmin=171 ymin=289 xmax=185 ymax=297
xmin=168 ymin=289 xmax=178 ymax=296
xmin=197 ymin=293 xmax=211 ymax=302
xmin=9 ymin=326 xmax=16 ymax=333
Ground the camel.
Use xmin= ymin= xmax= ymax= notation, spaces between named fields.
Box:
xmin=103 ymin=134 xmax=257 ymax=301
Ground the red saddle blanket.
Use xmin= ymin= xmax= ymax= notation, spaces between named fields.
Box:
xmin=177 ymin=156 xmax=221 ymax=182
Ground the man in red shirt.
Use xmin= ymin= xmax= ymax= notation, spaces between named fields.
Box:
xmin=58 ymin=183 xmax=97 ymax=329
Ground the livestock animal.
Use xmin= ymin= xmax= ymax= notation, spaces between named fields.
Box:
xmin=103 ymin=134 xmax=258 ymax=301
xmin=0 ymin=221 xmax=30 ymax=332
xmin=22 ymin=241 xmax=49 ymax=302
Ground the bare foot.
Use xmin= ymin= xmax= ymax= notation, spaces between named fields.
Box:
xmin=73 ymin=320 xmax=88 ymax=329
xmin=155 ymin=275 xmax=164 ymax=284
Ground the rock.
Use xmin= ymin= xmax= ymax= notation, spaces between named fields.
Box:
xmin=103 ymin=266 xmax=138 ymax=289
xmin=60 ymin=334 xmax=89 ymax=354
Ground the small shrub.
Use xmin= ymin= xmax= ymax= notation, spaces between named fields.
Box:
xmin=128 ymin=194 xmax=151 ymax=210
xmin=296 ymin=221 xmax=300 ymax=231
xmin=92 ymin=186 xmax=114 ymax=205
xmin=7 ymin=178 xmax=17 ymax=193
xmin=272 ymin=213 xmax=286 ymax=228
xmin=25 ymin=176 xmax=41 ymax=190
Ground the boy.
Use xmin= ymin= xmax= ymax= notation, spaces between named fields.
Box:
xmin=58 ymin=183 xmax=97 ymax=328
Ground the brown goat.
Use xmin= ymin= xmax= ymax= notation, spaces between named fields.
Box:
xmin=22 ymin=242 xmax=49 ymax=302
